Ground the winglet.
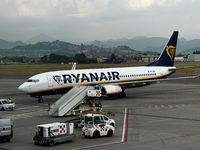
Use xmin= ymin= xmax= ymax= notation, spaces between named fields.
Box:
xmin=71 ymin=63 xmax=77 ymax=70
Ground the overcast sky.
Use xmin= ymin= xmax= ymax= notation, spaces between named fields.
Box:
xmin=0 ymin=0 xmax=200 ymax=43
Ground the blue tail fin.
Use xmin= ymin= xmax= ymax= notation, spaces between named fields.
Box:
xmin=147 ymin=31 xmax=178 ymax=66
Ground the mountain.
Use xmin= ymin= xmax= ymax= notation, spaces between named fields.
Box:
xmin=24 ymin=33 xmax=56 ymax=44
xmin=91 ymin=37 xmax=168 ymax=51
xmin=181 ymin=47 xmax=200 ymax=54
xmin=0 ymin=40 xmax=139 ymax=58
xmin=0 ymin=39 xmax=25 ymax=49
xmin=184 ymin=34 xmax=200 ymax=41
xmin=107 ymin=38 xmax=129 ymax=42
xmin=90 ymin=37 xmax=200 ymax=54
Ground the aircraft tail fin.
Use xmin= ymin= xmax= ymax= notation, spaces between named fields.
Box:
xmin=147 ymin=31 xmax=178 ymax=66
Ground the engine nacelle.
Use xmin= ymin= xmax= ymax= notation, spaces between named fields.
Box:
xmin=101 ymin=85 xmax=123 ymax=96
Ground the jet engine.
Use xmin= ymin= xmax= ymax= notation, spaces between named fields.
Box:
xmin=101 ymin=85 xmax=123 ymax=96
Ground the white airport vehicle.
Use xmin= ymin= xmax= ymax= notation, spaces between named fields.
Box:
xmin=33 ymin=122 xmax=75 ymax=147
xmin=103 ymin=115 xmax=115 ymax=127
xmin=69 ymin=113 xmax=115 ymax=128
xmin=66 ymin=103 xmax=115 ymax=128
xmin=82 ymin=113 xmax=115 ymax=138
xmin=0 ymin=117 xmax=13 ymax=142
xmin=18 ymin=31 xmax=198 ymax=105
xmin=0 ymin=99 xmax=15 ymax=110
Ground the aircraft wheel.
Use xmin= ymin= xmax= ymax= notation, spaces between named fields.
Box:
xmin=38 ymin=98 xmax=43 ymax=103
xmin=122 ymin=92 xmax=126 ymax=98
xmin=118 ymin=92 xmax=126 ymax=98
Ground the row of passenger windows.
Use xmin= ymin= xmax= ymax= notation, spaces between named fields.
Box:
xmin=120 ymin=73 xmax=156 ymax=78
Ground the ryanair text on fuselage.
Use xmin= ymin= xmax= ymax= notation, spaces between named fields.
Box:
xmin=54 ymin=71 xmax=120 ymax=84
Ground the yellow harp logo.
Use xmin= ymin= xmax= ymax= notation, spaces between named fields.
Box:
xmin=166 ymin=45 xmax=176 ymax=61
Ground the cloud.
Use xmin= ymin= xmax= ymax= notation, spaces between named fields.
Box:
xmin=0 ymin=0 xmax=200 ymax=42
xmin=128 ymin=0 xmax=154 ymax=10
xmin=127 ymin=0 xmax=183 ymax=10
xmin=0 ymin=0 xmax=112 ymax=18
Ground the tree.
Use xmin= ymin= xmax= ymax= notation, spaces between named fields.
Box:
xmin=110 ymin=53 xmax=116 ymax=63
xmin=74 ymin=53 xmax=87 ymax=63
xmin=41 ymin=55 xmax=48 ymax=63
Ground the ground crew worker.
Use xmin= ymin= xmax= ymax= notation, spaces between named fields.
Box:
xmin=8 ymin=98 xmax=12 ymax=103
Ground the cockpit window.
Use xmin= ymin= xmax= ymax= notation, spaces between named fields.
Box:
xmin=27 ymin=79 xmax=39 ymax=83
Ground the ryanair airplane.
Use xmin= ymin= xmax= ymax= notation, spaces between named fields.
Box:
xmin=18 ymin=31 xmax=196 ymax=103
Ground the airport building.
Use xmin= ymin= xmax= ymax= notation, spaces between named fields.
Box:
xmin=188 ymin=54 xmax=200 ymax=62
xmin=141 ymin=55 xmax=159 ymax=63
xmin=175 ymin=54 xmax=185 ymax=62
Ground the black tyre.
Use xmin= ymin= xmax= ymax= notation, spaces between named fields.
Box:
xmin=93 ymin=131 xmax=100 ymax=138
xmin=49 ymin=141 xmax=54 ymax=147
xmin=38 ymin=98 xmax=43 ymax=103
xmin=34 ymin=142 xmax=39 ymax=145
xmin=118 ymin=92 xmax=126 ymax=98
xmin=6 ymin=139 xmax=10 ymax=142
xmin=122 ymin=92 xmax=126 ymax=98
xmin=107 ymin=130 xmax=113 ymax=137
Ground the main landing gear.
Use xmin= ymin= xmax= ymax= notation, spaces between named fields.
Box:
xmin=118 ymin=91 xmax=126 ymax=98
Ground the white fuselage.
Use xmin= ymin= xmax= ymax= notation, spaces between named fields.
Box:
xmin=18 ymin=66 xmax=176 ymax=97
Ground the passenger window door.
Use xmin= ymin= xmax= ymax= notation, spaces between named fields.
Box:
xmin=94 ymin=116 xmax=101 ymax=124
xmin=103 ymin=116 xmax=109 ymax=125
xmin=99 ymin=116 xmax=105 ymax=124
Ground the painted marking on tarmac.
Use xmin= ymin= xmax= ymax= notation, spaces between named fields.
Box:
xmin=132 ymin=100 xmax=200 ymax=109
xmin=180 ymin=103 xmax=185 ymax=106
xmin=10 ymin=110 xmax=48 ymax=120
xmin=102 ymin=105 xmax=110 ymax=107
xmin=72 ymin=108 xmax=130 ymax=150
xmin=168 ymin=105 xmax=172 ymax=108
xmin=15 ymin=106 xmax=40 ymax=110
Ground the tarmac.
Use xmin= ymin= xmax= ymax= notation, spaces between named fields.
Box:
xmin=0 ymin=73 xmax=200 ymax=150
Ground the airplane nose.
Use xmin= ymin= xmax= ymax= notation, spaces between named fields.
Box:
xmin=18 ymin=83 xmax=29 ymax=93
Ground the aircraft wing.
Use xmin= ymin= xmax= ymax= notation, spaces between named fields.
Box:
xmin=111 ymin=75 xmax=199 ymax=87
xmin=168 ymin=66 xmax=200 ymax=71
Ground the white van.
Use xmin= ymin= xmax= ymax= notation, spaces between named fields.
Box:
xmin=0 ymin=117 xmax=13 ymax=142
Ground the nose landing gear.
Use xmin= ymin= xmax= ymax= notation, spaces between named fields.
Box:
xmin=38 ymin=98 xmax=43 ymax=103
